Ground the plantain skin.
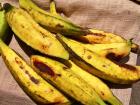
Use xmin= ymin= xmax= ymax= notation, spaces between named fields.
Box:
xmin=77 ymin=29 xmax=139 ymax=53
xmin=69 ymin=60 xmax=122 ymax=105
xmin=19 ymin=0 xmax=90 ymax=36
xmin=4 ymin=4 xmax=69 ymax=60
xmin=31 ymin=55 xmax=106 ymax=105
xmin=59 ymin=35 xmax=140 ymax=84
xmin=83 ymin=42 xmax=131 ymax=60
xmin=0 ymin=39 xmax=70 ymax=105
xmin=78 ymin=29 xmax=126 ymax=44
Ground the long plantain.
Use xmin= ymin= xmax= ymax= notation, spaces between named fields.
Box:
xmin=31 ymin=55 xmax=106 ymax=105
xmin=0 ymin=39 xmax=70 ymax=105
xmin=58 ymin=35 xmax=140 ymax=84
xmin=4 ymin=4 xmax=69 ymax=60
xmin=19 ymin=0 xmax=90 ymax=36
xmin=77 ymin=29 xmax=139 ymax=53
xmin=69 ymin=60 xmax=122 ymax=105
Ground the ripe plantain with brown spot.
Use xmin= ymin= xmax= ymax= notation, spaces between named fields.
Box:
xmin=31 ymin=55 xmax=106 ymax=105
xmin=58 ymin=35 xmax=140 ymax=84
xmin=4 ymin=4 xmax=69 ymax=60
xmin=0 ymin=39 xmax=70 ymax=105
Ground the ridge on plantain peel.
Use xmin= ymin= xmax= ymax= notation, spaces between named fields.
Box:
xmin=19 ymin=0 xmax=91 ymax=36
xmin=58 ymin=35 xmax=140 ymax=84
xmin=30 ymin=55 xmax=107 ymax=105
xmin=3 ymin=3 xmax=69 ymax=60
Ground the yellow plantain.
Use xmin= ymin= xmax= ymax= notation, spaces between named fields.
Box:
xmin=58 ymin=35 xmax=140 ymax=84
xmin=19 ymin=0 xmax=90 ymax=36
xmin=78 ymin=29 xmax=126 ymax=44
xmin=31 ymin=55 xmax=106 ymax=105
xmin=69 ymin=60 xmax=122 ymax=105
xmin=0 ymin=39 xmax=70 ymax=105
xmin=78 ymin=40 xmax=131 ymax=60
xmin=4 ymin=4 xmax=69 ymax=60
xmin=77 ymin=29 xmax=139 ymax=53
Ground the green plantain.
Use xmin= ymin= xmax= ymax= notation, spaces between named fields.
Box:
xmin=0 ymin=39 xmax=70 ymax=105
xmin=31 ymin=55 xmax=106 ymax=105
xmin=0 ymin=3 xmax=11 ymax=41
xmin=4 ymin=4 xmax=69 ymax=60
xmin=19 ymin=0 xmax=90 ymax=36
xmin=58 ymin=35 xmax=140 ymax=84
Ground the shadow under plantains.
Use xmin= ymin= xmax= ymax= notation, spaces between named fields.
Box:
xmin=2 ymin=28 xmax=13 ymax=46
xmin=130 ymin=0 xmax=140 ymax=5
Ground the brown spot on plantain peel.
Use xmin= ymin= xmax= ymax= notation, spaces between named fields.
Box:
xmin=33 ymin=61 xmax=55 ymax=76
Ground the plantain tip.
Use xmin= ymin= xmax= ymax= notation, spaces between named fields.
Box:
xmin=3 ymin=3 xmax=14 ymax=12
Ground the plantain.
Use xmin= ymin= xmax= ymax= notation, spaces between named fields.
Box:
xmin=19 ymin=0 xmax=139 ymax=53
xmin=4 ymin=3 xmax=69 ymax=60
xmin=69 ymin=60 xmax=122 ymax=105
xmin=77 ymin=29 xmax=139 ymax=53
xmin=58 ymin=35 xmax=140 ymax=84
xmin=77 ymin=39 xmax=131 ymax=60
xmin=0 ymin=39 xmax=70 ymax=105
xmin=0 ymin=3 xmax=11 ymax=42
xmin=30 ymin=55 xmax=106 ymax=105
xmin=19 ymin=0 xmax=91 ymax=36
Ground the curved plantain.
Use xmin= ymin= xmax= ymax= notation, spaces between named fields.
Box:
xmin=19 ymin=0 xmax=90 ymax=36
xmin=0 ymin=39 xmax=70 ymax=105
xmin=77 ymin=29 xmax=139 ymax=53
xmin=30 ymin=55 xmax=106 ymax=105
xmin=69 ymin=60 xmax=122 ymax=105
xmin=4 ymin=4 xmax=69 ymax=60
xmin=58 ymin=35 xmax=140 ymax=84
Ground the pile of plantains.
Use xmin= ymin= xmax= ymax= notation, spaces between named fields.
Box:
xmin=0 ymin=0 xmax=140 ymax=105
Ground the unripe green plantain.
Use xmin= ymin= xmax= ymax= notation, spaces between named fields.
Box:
xmin=31 ymin=55 xmax=106 ymax=105
xmin=69 ymin=60 xmax=122 ymax=105
xmin=19 ymin=0 xmax=90 ymax=36
xmin=4 ymin=4 xmax=69 ymax=60
xmin=58 ymin=35 xmax=140 ymax=84
xmin=0 ymin=3 xmax=11 ymax=41
xmin=0 ymin=39 xmax=70 ymax=105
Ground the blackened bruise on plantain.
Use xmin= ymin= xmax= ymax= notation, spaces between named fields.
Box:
xmin=33 ymin=60 xmax=56 ymax=77
xmin=106 ymin=52 xmax=126 ymax=61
